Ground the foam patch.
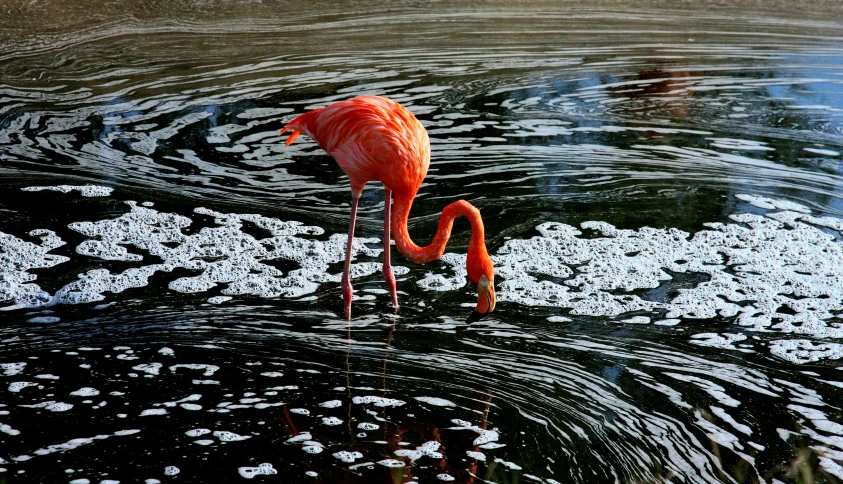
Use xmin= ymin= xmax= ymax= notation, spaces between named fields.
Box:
xmin=21 ymin=185 xmax=113 ymax=197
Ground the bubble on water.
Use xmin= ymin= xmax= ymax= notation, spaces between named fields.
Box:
xmin=169 ymin=364 xmax=218 ymax=376
xmin=70 ymin=387 xmax=100 ymax=397
xmin=43 ymin=202 xmax=390 ymax=307
xmin=0 ymin=229 xmax=68 ymax=310
xmin=357 ymin=422 xmax=379 ymax=431
xmin=302 ymin=444 xmax=324 ymax=454
xmin=322 ymin=417 xmax=343 ymax=426
xmin=394 ymin=441 xmax=443 ymax=461
xmin=618 ymin=316 xmax=650 ymax=325
xmin=466 ymin=450 xmax=486 ymax=461
xmin=193 ymin=439 xmax=214 ymax=446
xmin=305 ymin=471 xmax=318 ymax=477
xmin=286 ymin=432 xmax=312 ymax=443
xmin=21 ymin=401 xmax=73 ymax=412
xmin=238 ymin=463 xmax=277 ymax=479
xmin=34 ymin=374 xmax=59 ymax=380
xmin=158 ymin=347 xmax=174 ymax=356
xmin=140 ymin=409 xmax=167 ymax=416
xmin=180 ymin=403 xmax=202 ymax=410
xmin=21 ymin=185 xmax=113 ymax=197
xmin=769 ymin=340 xmax=843 ymax=364
xmin=133 ymin=363 xmax=162 ymax=375
xmin=377 ymin=459 xmax=405 ymax=468
xmin=113 ymin=429 xmax=140 ymax=436
xmin=0 ymin=424 xmax=20 ymax=436
xmin=8 ymin=382 xmax=37 ymax=392
xmin=260 ymin=372 xmax=284 ymax=378
xmin=436 ymin=474 xmax=455 ymax=481
xmin=318 ymin=399 xmax=342 ymax=408
xmin=493 ymin=458 xmax=522 ymax=470
xmin=414 ymin=396 xmax=456 ymax=407
xmin=163 ymin=466 xmax=179 ymax=476
xmin=352 ymin=396 xmax=405 ymax=407
xmin=690 ymin=333 xmax=749 ymax=351
xmin=213 ymin=430 xmax=251 ymax=442
xmin=332 ymin=451 xmax=363 ymax=463
xmin=207 ymin=296 xmax=232 ymax=304
xmin=0 ymin=363 xmax=25 ymax=376
xmin=186 ymin=428 xmax=211 ymax=437
xmin=449 ymin=419 xmax=500 ymax=446
xmin=69 ymin=479 xmax=90 ymax=484
xmin=289 ymin=408 xmax=310 ymax=415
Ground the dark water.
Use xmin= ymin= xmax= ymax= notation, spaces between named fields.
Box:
xmin=2 ymin=1 xmax=843 ymax=482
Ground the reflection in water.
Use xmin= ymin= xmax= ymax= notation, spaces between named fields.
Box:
xmin=2 ymin=0 xmax=843 ymax=482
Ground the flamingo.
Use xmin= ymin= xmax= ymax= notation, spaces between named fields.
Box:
xmin=280 ymin=95 xmax=495 ymax=322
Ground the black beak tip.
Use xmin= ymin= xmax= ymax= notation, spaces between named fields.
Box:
xmin=466 ymin=310 xmax=485 ymax=324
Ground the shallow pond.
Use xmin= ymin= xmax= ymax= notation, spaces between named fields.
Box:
xmin=2 ymin=0 xmax=843 ymax=482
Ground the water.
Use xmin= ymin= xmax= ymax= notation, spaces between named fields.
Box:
xmin=2 ymin=0 xmax=843 ymax=482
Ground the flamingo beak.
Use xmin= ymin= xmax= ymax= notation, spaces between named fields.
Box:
xmin=466 ymin=274 xmax=495 ymax=324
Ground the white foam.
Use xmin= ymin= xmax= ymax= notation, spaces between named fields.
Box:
xmin=140 ymin=409 xmax=166 ymax=416
xmin=186 ymin=428 xmax=211 ymax=437
xmin=169 ymin=364 xmax=218 ymax=376
xmin=207 ymin=296 xmax=232 ymax=304
xmin=377 ymin=459 xmax=405 ymax=468
xmin=690 ymin=333 xmax=749 ymax=351
xmin=394 ymin=441 xmax=443 ymax=461
xmin=448 ymin=419 xmax=500 ymax=446
xmin=238 ymin=463 xmax=276 ymax=479
xmin=158 ymin=347 xmax=174 ymax=356
xmin=34 ymin=374 xmax=59 ymax=380
xmin=493 ymin=458 xmax=522 ymax=470
xmin=285 ymin=432 xmax=312 ymax=443
xmin=70 ymin=387 xmax=100 ymax=397
xmin=804 ymin=147 xmax=840 ymax=156
xmin=352 ymin=396 xmax=405 ymax=407
xmin=8 ymin=382 xmax=38 ymax=392
xmin=414 ymin=396 xmax=456 ymax=407
xmin=260 ymin=372 xmax=284 ymax=378
xmin=133 ymin=363 xmax=162 ymax=375
xmin=21 ymin=185 xmax=113 ymax=197
xmin=213 ymin=430 xmax=251 ymax=442
xmin=770 ymin=340 xmax=843 ymax=364
xmin=302 ymin=444 xmax=324 ymax=454
xmin=332 ymin=451 xmax=364 ymax=463
xmin=21 ymin=401 xmax=73 ymax=412
xmin=466 ymin=450 xmax=486 ymax=461
xmin=318 ymin=400 xmax=342 ymax=408
xmin=0 ymin=229 xmax=68 ymax=310
xmin=322 ymin=417 xmax=343 ymax=426
xmin=0 ymin=424 xmax=20 ymax=436
xmin=0 ymin=363 xmax=25 ymax=376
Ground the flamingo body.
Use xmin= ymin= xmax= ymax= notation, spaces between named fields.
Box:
xmin=281 ymin=95 xmax=495 ymax=320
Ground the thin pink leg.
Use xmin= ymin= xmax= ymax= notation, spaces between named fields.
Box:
xmin=342 ymin=195 xmax=360 ymax=319
xmin=382 ymin=188 xmax=399 ymax=309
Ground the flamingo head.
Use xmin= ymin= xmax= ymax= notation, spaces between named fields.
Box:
xmin=466 ymin=253 xmax=496 ymax=324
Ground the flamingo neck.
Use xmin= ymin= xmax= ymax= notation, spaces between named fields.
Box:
xmin=390 ymin=191 xmax=489 ymax=280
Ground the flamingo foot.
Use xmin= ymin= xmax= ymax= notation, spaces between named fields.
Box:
xmin=382 ymin=263 xmax=399 ymax=310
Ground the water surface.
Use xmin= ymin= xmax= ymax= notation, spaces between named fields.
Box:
xmin=2 ymin=1 xmax=843 ymax=482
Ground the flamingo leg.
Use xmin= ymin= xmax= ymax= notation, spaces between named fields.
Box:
xmin=342 ymin=195 xmax=360 ymax=319
xmin=382 ymin=188 xmax=399 ymax=308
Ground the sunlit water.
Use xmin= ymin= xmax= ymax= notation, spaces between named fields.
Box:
xmin=2 ymin=1 xmax=843 ymax=482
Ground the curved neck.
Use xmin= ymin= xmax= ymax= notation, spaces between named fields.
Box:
xmin=391 ymin=191 xmax=488 ymax=271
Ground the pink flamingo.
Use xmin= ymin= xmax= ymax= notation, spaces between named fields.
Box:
xmin=281 ymin=95 xmax=495 ymax=322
